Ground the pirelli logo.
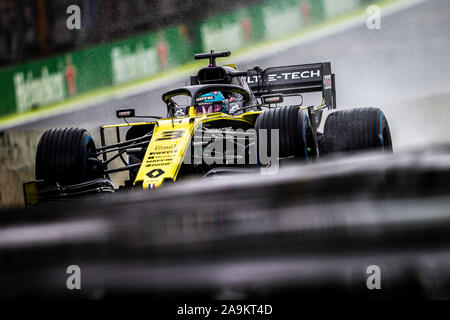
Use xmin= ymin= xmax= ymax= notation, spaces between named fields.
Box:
xmin=156 ymin=130 xmax=184 ymax=141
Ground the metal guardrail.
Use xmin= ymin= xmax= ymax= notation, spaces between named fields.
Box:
xmin=1 ymin=145 xmax=450 ymax=298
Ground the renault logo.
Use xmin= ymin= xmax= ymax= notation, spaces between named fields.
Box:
xmin=147 ymin=169 xmax=165 ymax=178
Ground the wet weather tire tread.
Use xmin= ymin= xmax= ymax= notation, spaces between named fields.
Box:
xmin=323 ymin=107 xmax=393 ymax=153
xmin=256 ymin=106 xmax=316 ymax=160
xmin=35 ymin=127 xmax=95 ymax=184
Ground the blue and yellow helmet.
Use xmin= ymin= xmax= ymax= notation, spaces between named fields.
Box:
xmin=194 ymin=91 xmax=226 ymax=114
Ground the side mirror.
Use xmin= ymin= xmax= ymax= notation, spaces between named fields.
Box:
xmin=261 ymin=94 xmax=283 ymax=105
xmin=116 ymin=108 xmax=135 ymax=119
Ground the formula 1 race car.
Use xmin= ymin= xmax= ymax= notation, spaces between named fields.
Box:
xmin=23 ymin=50 xmax=393 ymax=207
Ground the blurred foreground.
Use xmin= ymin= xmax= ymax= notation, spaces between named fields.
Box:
xmin=1 ymin=145 xmax=450 ymax=298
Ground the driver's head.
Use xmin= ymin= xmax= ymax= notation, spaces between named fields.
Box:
xmin=194 ymin=91 xmax=225 ymax=114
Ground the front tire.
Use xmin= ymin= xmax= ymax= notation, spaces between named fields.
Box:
xmin=35 ymin=128 xmax=98 ymax=184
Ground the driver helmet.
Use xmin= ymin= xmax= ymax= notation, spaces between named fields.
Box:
xmin=194 ymin=91 xmax=226 ymax=114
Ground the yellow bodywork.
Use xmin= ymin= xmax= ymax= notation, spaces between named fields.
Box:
xmin=100 ymin=110 xmax=259 ymax=190
xmin=125 ymin=111 xmax=258 ymax=189
xmin=134 ymin=117 xmax=194 ymax=189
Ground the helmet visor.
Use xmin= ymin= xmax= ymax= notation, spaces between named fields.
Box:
xmin=194 ymin=102 xmax=223 ymax=114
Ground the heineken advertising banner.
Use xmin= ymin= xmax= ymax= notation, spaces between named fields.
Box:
xmin=324 ymin=0 xmax=360 ymax=18
xmin=0 ymin=0 xmax=375 ymax=117
xmin=0 ymin=24 xmax=192 ymax=116
xmin=197 ymin=9 xmax=252 ymax=53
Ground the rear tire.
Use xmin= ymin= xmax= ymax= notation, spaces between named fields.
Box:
xmin=322 ymin=107 xmax=393 ymax=154
xmin=35 ymin=128 xmax=98 ymax=184
xmin=255 ymin=106 xmax=317 ymax=161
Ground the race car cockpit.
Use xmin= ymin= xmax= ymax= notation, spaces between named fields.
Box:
xmin=162 ymin=84 xmax=252 ymax=117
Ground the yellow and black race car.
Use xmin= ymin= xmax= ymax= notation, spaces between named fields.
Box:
xmin=23 ymin=50 xmax=393 ymax=207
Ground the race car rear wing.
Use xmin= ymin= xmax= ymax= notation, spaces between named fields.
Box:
xmin=246 ymin=63 xmax=336 ymax=109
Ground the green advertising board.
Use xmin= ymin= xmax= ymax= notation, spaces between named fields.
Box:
xmin=0 ymin=0 xmax=376 ymax=118
xmin=195 ymin=9 xmax=253 ymax=53
xmin=0 ymin=25 xmax=192 ymax=117
xmin=0 ymin=56 xmax=68 ymax=115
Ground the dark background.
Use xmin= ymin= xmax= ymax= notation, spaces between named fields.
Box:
xmin=0 ymin=0 xmax=263 ymax=67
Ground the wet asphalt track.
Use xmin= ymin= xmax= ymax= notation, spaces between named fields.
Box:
xmin=9 ymin=0 xmax=450 ymax=149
